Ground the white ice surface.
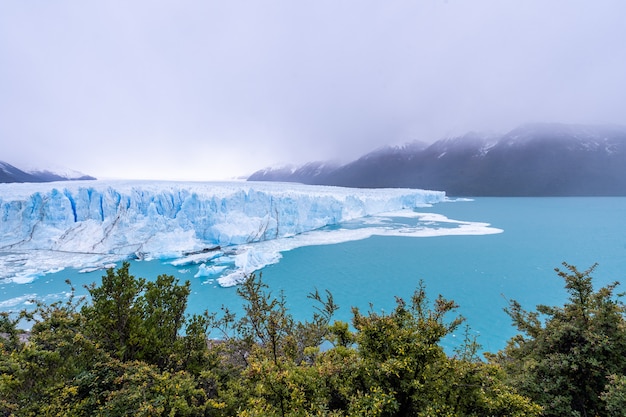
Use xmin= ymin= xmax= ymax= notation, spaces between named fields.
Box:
xmin=214 ymin=210 xmax=502 ymax=286
xmin=0 ymin=180 xmax=450 ymax=284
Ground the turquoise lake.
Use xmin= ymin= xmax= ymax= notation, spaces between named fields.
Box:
xmin=2 ymin=197 xmax=625 ymax=354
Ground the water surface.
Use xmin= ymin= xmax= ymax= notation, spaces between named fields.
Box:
xmin=2 ymin=197 xmax=625 ymax=353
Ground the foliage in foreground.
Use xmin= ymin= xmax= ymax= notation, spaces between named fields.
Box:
xmin=488 ymin=263 xmax=626 ymax=417
xmin=8 ymin=260 xmax=622 ymax=416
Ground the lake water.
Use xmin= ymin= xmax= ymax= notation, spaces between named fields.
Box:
xmin=2 ymin=197 xmax=625 ymax=354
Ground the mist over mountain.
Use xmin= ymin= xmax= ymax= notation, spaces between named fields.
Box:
xmin=248 ymin=123 xmax=626 ymax=196
xmin=0 ymin=161 xmax=96 ymax=183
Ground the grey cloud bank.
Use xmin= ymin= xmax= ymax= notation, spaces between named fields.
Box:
xmin=1 ymin=1 xmax=625 ymax=181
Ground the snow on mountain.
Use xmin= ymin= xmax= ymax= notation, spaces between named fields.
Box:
xmin=20 ymin=163 xmax=96 ymax=181
xmin=249 ymin=123 xmax=626 ymax=196
xmin=0 ymin=160 xmax=96 ymax=183
xmin=357 ymin=141 xmax=429 ymax=160
xmin=0 ymin=161 xmax=41 ymax=183
xmin=0 ymin=180 xmax=446 ymax=284
xmin=247 ymin=161 xmax=342 ymax=183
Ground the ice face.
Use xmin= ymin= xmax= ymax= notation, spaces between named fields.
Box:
xmin=0 ymin=180 xmax=447 ymax=283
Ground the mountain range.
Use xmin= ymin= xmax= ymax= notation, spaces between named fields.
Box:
xmin=248 ymin=123 xmax=626 ymax=196
xmin=0 ymin=161 xmax=96 ymax=183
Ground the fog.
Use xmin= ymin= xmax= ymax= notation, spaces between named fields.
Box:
xmin=1 ymin=1 xmax=625 ymax=180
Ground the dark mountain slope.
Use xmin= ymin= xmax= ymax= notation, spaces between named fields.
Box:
xmin=248 ymin=123 xmax=626 ymax=196
xmin=0 ymin=161 xmax=96 ymax=183
xmin=0 ymin=161 xmax=42 ymax=183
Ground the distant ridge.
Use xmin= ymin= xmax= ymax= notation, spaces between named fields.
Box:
xmin=248 ymin=123 xmax=626 ymax=196
xmin=0 ymin=161 xmax=96 ymax=183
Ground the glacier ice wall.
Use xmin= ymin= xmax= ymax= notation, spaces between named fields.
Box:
xmin=0 ymin=180 xmax=445 ymax=282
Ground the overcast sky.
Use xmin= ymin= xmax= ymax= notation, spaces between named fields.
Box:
xmin=1 ymin=1 xmax=625 ymax=181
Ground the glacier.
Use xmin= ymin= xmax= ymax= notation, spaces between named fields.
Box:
xmin=0 ymin=180 xmax=490 ymax=286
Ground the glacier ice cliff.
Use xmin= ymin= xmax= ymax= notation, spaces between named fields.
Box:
xmin=0 ymin=180 xmax=446 ymax=284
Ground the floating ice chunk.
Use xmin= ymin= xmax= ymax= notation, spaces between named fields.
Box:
xmin=79 ymin=263 xmax=117 ymax=273
xmin=194 ymin=264 xmax=228 ymax=278
xmin=213 ymin=210 xmax=502 ymax=286
xmin=0 ymin=294 xmax=37 ymax=308
xmin=215 ymin=246 xmax=282 ymax=286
